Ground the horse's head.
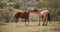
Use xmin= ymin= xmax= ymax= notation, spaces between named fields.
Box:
xmin=25 ymin=7 xmax=43 ymax=13
xmin=25 ymin=7 xmax=37 ymax=12
xmin=32 ymin=8 xmax=43 ymax=12
xmin=38 ymin=9 xmax=43 ymax=12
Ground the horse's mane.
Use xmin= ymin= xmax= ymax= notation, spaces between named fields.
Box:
xmin=34 ymin=8 xmax=37 ymax=12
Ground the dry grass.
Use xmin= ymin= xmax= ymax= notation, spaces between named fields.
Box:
xmin=0 ymin=21 xmax=60 ymax=32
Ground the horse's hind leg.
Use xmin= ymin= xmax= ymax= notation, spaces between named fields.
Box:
xmin=39 ymin=18 xmax=41 ymax=26
xmin=45 ymin=21 xmax=48 ymax=26
xmin=15 ymin=17 xmax=19 ymax=26
xmin=25 ymin=18 xmax=29 ymax=26
xmin=43 ymin=17 xmax=46 ymax=26
xmin=15 ymin=17 xmax=18 ymax=23
xmin=43 ymin=21 xmax=45 ymax=26
xmin=39 ymin=18 xmax=40 ymax=25
xmin=45 ymin=17 xmax=48 ymax=26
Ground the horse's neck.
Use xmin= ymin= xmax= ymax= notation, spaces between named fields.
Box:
xmin=41 ymin=11 xmax=45 ymax=15
xmin=36 ymin=11 xmax=45 ymax=15
xmin=44 ymin=10 xmax=49 ymax=12
xmin=36 ymin=11 xmax=41 ymax=15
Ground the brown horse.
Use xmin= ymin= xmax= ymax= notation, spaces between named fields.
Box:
xmin=27 ymin=7 xmax=51 ymax=26
xmin=14 ymin=10 xmax=29 ymax=26
xmin=37 ymin=9 xmax=51 ymax=26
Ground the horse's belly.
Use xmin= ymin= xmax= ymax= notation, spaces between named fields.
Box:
xmin=20 ymin=15 xmax=29 ymax=18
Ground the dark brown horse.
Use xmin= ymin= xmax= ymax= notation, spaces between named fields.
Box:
xmin=14 ymin=10 xmax=29 ymax=26
xmin=27 ymin=7 xmax=51 ymax=26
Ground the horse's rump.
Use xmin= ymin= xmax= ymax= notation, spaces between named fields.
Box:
xmin=48 ymin=13 xmax=51 ymax=21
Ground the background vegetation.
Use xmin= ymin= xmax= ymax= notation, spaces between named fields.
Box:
xmin=0 ymin=0 xmax=60 ymax=22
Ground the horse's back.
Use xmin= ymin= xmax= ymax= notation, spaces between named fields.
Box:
xmin=14 ymin=12 xmax=29 ymax=18
xmin=41 ymin=10 xmax=49 ymax=15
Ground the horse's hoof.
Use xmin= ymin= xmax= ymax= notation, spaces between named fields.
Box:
xmin=25 ymin=25 xmax=28 ymax=27
xmin=39 ymin=24 xmax=40 ymax=26
xmin=45 ymin=24 xmax=47 ymax=26
xmin=43 ymin=24 xmax=45 ymax=26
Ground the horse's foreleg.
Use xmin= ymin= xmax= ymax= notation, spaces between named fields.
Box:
xmin=25 ymin=19 xmax=27 ymax=26
xmin=39 ymin=18 xmax=41 ymax=26
xmin=25 ymin=18 xmax=29 ymax=26
xmin=27 ymin=18 xmax=29 ymax=26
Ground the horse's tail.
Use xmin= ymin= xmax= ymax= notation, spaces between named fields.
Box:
xmin=48 ymin=13 xmax=51 ymax=23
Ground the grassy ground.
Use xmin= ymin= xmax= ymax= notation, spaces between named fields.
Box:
xmin=0 ymin=21 xmax=60 ymax=32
